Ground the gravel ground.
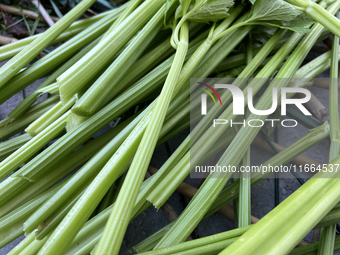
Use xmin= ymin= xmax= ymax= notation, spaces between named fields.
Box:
xmin=0 ymin=61 xmax=339 ymax=254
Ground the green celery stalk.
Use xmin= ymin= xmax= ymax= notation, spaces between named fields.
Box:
xmin=94 ymin=18 xmax=190 ymax=254
xmin=318 ymin=11 xmax=340 ymax=255
xmin=56 ymin=0 xmax=166 ymax=104
xmin=7 ymin=37 xmax=101 ymax=120
xmin=0 ymin=9 xmax=120 ymax=105
xmin=294 ymin=50 xmax=340 ymax=80
xmin=101 ymin=0 xmax=144 ymax=39
xmin=0 ymin=7 xmax=122 ymax=62
xmin=220 ymin=157 xmax=340 ymax=255
xmin=35 ymin=176 xmax=96 ymax=240
xmin=0 ymin=96 xmax=59 ymax=142
xmin=155 ymin=2 xmax=340 ymax=248
xmin=0 ymin=111 xmax=68 ymax=180
xmin=290 ymin=236 xmax=340 ymax=255
xmin=72 ymin=3 xmax=167 ymax=116
xmin=145 ymin=126 xmax=235 ymax=209
xmin=11 ymin=54 xmax=168 ymax=182
xmin=0 ymin=179 xmax=65 ymax=248
xmin=7 ymin=232 xmax=35 ymax=255
xmin=237 ymin=133 xmax=251 ymax=228
xmin=19 ymin=232 xmax=51 ymax=255
xmin=35 ymin=83 xmax=59 ymax=95
xmin=12 ymin=26 xmax=204 ymax=183
xmin=0 ymin=118 xmax=134 ymax=215
xmin=22 ymin=112 xmax=143 ymax=235
xmin=238 ymin=35 xmax=253 ymax=228
xmin=149 ymin=238 xmax=238 ymax=255
xmin=328 ymin=12 xmax=340 ymax=176
xmin=286 ymin=0 xmax=340 ymax=38
xmin=156 ymin=118 xmax=190 ymax=145
xmin=0 ymin=0 xmax=97 ymax=88
xmin=26 ymin=99 xmax=75 ymax=136
xmin=133 ymin=136 xmax=190 ymax=216
xmin=0 ymin=134 xmax=32 ymax=161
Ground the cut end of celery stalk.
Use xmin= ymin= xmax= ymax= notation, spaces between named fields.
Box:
xmin=71 ymin=106 xmax=95 ymax=117
xmin=66 ymin=111 xmax=89 ymax=132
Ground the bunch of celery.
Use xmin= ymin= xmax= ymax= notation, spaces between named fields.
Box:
xmin=1 ymin=0 xmax=340 ymax=254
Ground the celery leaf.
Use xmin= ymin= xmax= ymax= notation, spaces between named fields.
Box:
xmin=187 ymin=0 xmax=235 ymax=23
xmin=247 ymin=0 xmax=314 ymax=33
xmin=249 ymin=0 xmax=301 ymax=21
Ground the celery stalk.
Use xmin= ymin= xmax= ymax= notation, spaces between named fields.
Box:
xmin=317 ymin=11 xmax=340 ymax=255
xmin=0 ymin=96 xmax=59 ymax=142
xmin=7 ymin=37 xmax=101 ymax=120
xmin=57 ymin=0 xmax=166 ymax=104
xmin=0 ymin=0 xmax=97 ymax=88
xmin=35 ymin=83 xmax=59 ymax=95
xmin=156 ymin=2 xmax=340 ymax=247
xmin=22 ymin=113 xmax=142 ymax=235
xmin=0 ymin=10 xmax=120 ymax=105
xmin=220 ymin=157 xmax=340 ymax=255
xmin=0 ymin=179 xmax=65 ymax=248
xmin=0 ymin=134 xmax=32 ymax=161
xmin=0 ymin=111 xmax=68 ymax=180
xmin=0 ymin=7 xmax=126 ymax=62
xmin=72 ymin=3 xmax=166 ymax=116
xmin=286 ymin=0 xmax=340 ymax=38
xmin=94 ymin=18 xmax=190 ymax=255
xmin=7 ymin=232 xmax=35 ymax=255
xmin=26 ymin=99 xmax=75 ymax=136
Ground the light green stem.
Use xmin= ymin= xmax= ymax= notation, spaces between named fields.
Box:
xmin=0 ymin=112 xmax=68 ymax=180
xmin=72 ymin=3 xmax=166 ymax=116
xmin=57 ymin=0 xmax=166 ymax=104
xmin=0 ymin=134 xmax=32 ymax=161
xmin=0 ymin=96 xmax=59 ymax=142
xmin=156 ymin=2 xmax=340 ymax=248
xmin=26 ymin=99 xmax=75 ymax=136
xmin=318 ymin=10 xmax=340 ymax=255
xmin=0 ymin=0 xmax=97 ymax=88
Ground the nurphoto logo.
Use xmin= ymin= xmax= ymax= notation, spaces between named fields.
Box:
xmin=199 ymin=83 xmax=312 ymax=128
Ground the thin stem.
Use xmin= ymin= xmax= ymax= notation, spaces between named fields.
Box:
xmin=0 ymin=96 xmax=59 ymax=142
xmin=0 ymin=0 xmax=97 ymax=88
xmin=317 ymin=11 xmax=340 ymax=255
xmin=32 ymin=0 xmax=55 ymax=26
xmin=57 ymin=0 xmax=166 ymax=104
xmin=72 ymin=3 xmax=165 ymax=115
xmin=156 ymin=2 xmax=340 ymax=247
xmin=238 ymin=35 xmax=253 ymax=228
xmin=94 ymin=20 xmax=190 ymax=255
xmin=8 ymin=37 xmax=101 ymax=120
xmin=0 ymin=111 xmax=68 ymax=180
xmin=0 ymin=7 xmax=125 ymax=62
xmin=287 ymin=0 xmax=340 ymax=38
